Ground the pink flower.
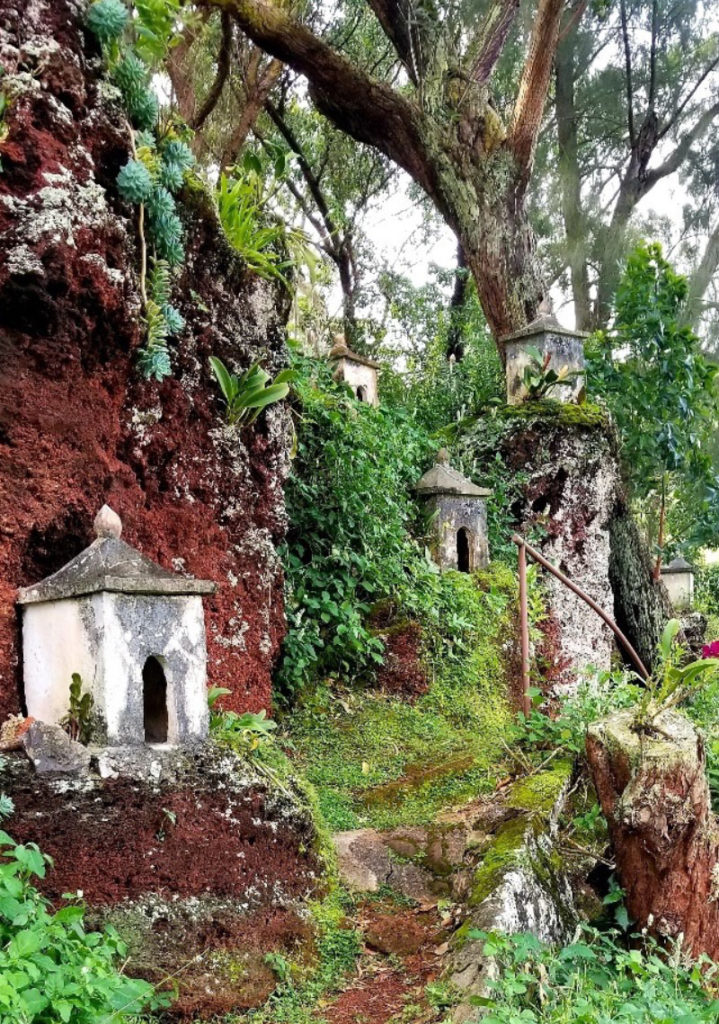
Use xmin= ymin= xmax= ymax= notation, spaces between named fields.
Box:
xmin=702 ymin=640 xmax=719 ymax=659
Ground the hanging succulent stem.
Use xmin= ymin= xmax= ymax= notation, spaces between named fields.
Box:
xmin=138 ymin=201 xmax=148 ymax=305
xmin=129 ymin=125 xmax=148 ymax=306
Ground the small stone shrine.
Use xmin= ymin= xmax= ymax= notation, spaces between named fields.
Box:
xmin=660 ymin=556 xmax=695 ymax=612
xmin=329 ymin=334 xmax=381 ymax=406
xmin=500 ymin=314 xmax=587 ymax=405
xmin=17 ymin=505 xmax=215 ymax=747
xmin=415 ymin=450 xmax=491 ymax=572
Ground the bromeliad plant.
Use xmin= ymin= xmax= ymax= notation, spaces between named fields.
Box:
xmin=634 ymin=618 xmax=719 ymax=729
xmin=522 ymin=345 xmax=579 ymax=400
xmin=60 ymin=673 xmax=94 ymax=745
xmin=209 ymin=355 xmax=295 ymax=428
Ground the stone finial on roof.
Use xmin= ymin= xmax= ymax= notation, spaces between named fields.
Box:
xmin=328 ymin=335 xmax=381 ymax=370
xmin=94 ymin=504 xmax=122 ymax=539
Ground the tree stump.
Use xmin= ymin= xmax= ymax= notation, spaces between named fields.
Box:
xmin=586 ymin=709 xmax=719 ymax=958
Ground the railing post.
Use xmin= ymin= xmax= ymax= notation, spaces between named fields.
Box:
xmin=511 ymin=532 xmax=650 ymax=682
xmin=517 ymin=538 xmax=531 ymax=717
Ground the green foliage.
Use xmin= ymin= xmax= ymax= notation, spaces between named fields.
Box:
xmin=277 ymin=354 xmax=435 ymax=694
xmin=521 ymin=345 xmax=580 ymax=400
xmin=587 ymin=243 xmax=719 ymax=555
xmin=133 ymin=0 xmax=184 ymax=64
xmin=377 ymin=266 xmax=504 ymax=432
xmin=88 ymin=1 xmax=193 ymax=380
xmin=216 ymin=169 xmax=295 ymax=282
xmin=513 ymin=668 xmax=643 ymax=761
xmin=111 ymin=51 xmax=158 ymax=131
xmin=59 ymin=673 xmax=94 ymax=745
xmin=696 ymin=564 xmax=719 ymax=617
xmin=86 ymin=0 xmax=128 ymax=43
xmin=209 ymin=685 xmax=278 ymax=754
xmin=0 ymin=831 xmax=168 ymax=1022
xmin=137 ymin=261 xmax=184 ymax=379
xmin=209 ymin=355 xmax=294 ymax=428
xmin=470 ymin=925 xmax=719 ymax=1023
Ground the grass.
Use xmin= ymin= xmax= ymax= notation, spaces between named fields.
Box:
xmin=283 ymin=566 xmax=515 ymax=831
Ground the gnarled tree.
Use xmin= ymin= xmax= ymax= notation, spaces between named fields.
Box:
xmin=202 ymin=0 xmax=567 ymax=343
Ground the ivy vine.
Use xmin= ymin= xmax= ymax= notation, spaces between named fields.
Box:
xmin=86 ymin=0 xmax=191 ymax=380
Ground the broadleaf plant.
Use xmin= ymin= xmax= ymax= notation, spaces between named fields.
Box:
xmin=209 ymin=355 xmax=295 ymax=428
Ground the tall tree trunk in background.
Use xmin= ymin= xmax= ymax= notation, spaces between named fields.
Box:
xmin=447 ymin=244 xmax=469 ymax=360
xmin=685 ymin=222 xmax=719 ymax=332
xmin=587 ymin=709 xmax=719 ymax=960
xmin=555 ymin=22 xmax=591 ymax=330
xmin=208 ymin=0 xmax=565 ymax=344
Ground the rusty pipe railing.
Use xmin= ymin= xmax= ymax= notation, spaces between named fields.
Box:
xmin=512 ymin=533 xmax=650 ymax=716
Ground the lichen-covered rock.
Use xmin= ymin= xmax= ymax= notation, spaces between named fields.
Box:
xmin=446 ymin=762 xmax=576 ymax=1023
xmin=0 ymin=0 xmax=292 ymax=720
xmin=458 ymin=403 xmax=669 ymax=689
xmin=22 ymin=720 xmax=92 ymax=773
xmin=2 ymin=742 xmax=324 ymax=1016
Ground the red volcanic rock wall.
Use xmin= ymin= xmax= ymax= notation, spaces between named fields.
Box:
xmin=0 ymin=0 xmax=292 ymax=719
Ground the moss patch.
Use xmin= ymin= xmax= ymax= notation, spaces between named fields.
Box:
xmin=507 ymin=759 xmax=573 ymax=814
xmin=499 ymin=400 xmax=607 ymax=430
xmin=284 ymin=564 xmax=516 ymax=830
xmin=469 ymin=814 xmax=530 ymax=907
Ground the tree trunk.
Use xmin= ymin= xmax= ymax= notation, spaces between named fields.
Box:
xmin=443 ymin=148 xmax=546 ymax=342
xmin=587 ymin=709 xmax=719 ymax=959
xmin=685 ymin=222 xmax=719 ymax=331
xmin=555 ymin=27 xmax=591 ymax=331
xmin=447 ymin=244 xmax=469 ymax=360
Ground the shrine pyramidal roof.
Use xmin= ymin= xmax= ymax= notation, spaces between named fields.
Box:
xmin=18 ymin=506 xmax=215 ymax=605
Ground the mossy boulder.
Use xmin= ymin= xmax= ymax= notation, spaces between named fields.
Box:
xmin=446 ymin=762 xmax=576 ymax=1022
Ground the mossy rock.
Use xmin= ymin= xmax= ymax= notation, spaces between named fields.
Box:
xmin=468 ymin=760 xmax=572 ymax=909
xmin=499 ymin=399 xmax=608 ymax=430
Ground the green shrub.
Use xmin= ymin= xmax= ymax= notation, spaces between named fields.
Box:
xmin=471 ymin=925 xmax=719 ymax=1023
xmin=277 ymin=354 xmax=435 ymax=695
xmin=0 ymin=831 xmax=167 ymax=1022
xmin=696 ymin=564 xmax=719 ymax=617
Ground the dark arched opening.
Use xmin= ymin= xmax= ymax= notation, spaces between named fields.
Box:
xmin=356 ymin=385 xmax=368 ymax=402
xmin=457 ymin=528 xmax=471 ymax=573
xmin=143 ymin=656 xmax=168 ymax=743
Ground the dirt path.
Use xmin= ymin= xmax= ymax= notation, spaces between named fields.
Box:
xmin=317 ymin=899 xmax=452 ymax=1024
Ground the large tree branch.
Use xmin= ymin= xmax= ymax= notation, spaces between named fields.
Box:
xmin=469 ymin=0 xmax=520 ymax=85
xmin=192 ymin=11 xmax=233 ymax=130
xmin=659 ymin=53 xmax=719 ymax=140
xmin=366 ymin=0 xmax=423 ymax=84
xmin=219 ymin=52 xmax=283 ymax=171
xmin=619 ymin=0 xmax=636 ymax=146
xmin=264 ymin=99 xmax=340 ymax=249
xmin=206 ymin=0 xmax=436 ymax=199
xmin=509 ymin=0 xmax=565 ymax=183
xmin=646 ymin=99 xmax=719 ymax=186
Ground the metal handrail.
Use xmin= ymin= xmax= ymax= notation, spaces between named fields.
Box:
xmin=512 ymin=532 xmax=650 ymax=716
